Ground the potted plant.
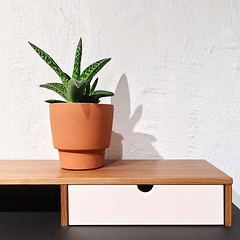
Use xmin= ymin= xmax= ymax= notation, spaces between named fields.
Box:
xmin=29 ymin=38 xmax=114 ymax=170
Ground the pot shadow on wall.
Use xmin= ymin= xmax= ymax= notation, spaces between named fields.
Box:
xmin=105 ymin=74 xmax=162 ymax=160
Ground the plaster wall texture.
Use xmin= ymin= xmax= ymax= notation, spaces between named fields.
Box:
xmin=0 ymin=0 xmax=240 ymax=207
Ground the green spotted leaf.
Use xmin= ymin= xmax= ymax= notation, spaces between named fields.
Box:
xmin=89 ymin=90 xmax=114 ymax=103
xmin=89 ymin=90 xmax=114 ymax=98
xmin=39 ymin=83 xmax=68 ymax=101
xmin=64 ymin=72 xmax=71 ymax=80
xmin=68 ymin=78 xmax=87 ymax=102
xmin=85 ymin=82 xmax=90 ymax=96
xmin=88 ymin=96 xmax=100 ymax=103
xmin=45 ymin=99 xmax=67 ymax=103
xmin=80 ymin=58 xmax=111 ymax=84
xmin=90 ymin=78 xmax=98 ymax=92
xmin=29 ymin=42 xmax=69 ymax=85
xmin=72 ymin=38 xmax=82 ymax=80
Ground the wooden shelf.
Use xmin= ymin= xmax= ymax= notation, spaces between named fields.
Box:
xmin=0 ymin=159 xmax=232 ymax=185
xmin=0 ymin=159 xmax=232 ymax=227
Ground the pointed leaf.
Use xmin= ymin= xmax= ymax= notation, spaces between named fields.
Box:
xmin=90 ymin=78 xmax=98 ymax=92
xmin=89 ymin=96 xmax=100 ymax=103
xmin=40 ymin=83 xmax=68 ymax=101
xmin=29 ymin=42 xmax=69 ymax=85
xmin=45 ymin=99 xmax=67 ymax=103
xmin=72 ymin=38 xmax=82 ymax=80
xmin=85 ymin=83 xmax=90 ymax=96
xmin=88 ymin=90 xmax=114 ymax=103
xmin=80 ymin=58 xmax=111 ymax=84
xmin=64 ymin=72 xmax=71 ymax=80
xmin=69 ymin=78 xmax=86 ymax=88
xmin=89 ymin=90 xmax=114 ymax=98
xmin=68 ymin=78 xmax=87 ymax=102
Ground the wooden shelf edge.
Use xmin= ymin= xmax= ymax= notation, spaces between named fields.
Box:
xmin=0 ymin=179 xmax=232 ymax=185
xmin=224 ymin=184 xmax=232 ymax=227
xmin=61 ymin=184 xmax=68 ymax=226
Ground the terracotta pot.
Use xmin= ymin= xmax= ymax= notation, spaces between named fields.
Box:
xmin=49 ymin=103 xmax=114 ymax=170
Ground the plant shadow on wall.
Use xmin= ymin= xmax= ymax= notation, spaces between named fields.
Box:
xmin=106 ymin=74 xmax=162 ymax=160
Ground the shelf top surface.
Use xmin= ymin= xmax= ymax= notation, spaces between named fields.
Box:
xmin=0 ymin=160 xmax=232 ymax=185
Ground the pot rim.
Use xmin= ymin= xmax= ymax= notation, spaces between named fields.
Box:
xmin=49 ymin=103 xmax=113 ymax=106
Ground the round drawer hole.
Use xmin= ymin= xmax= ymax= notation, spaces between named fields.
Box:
xmin=137 ymin=185 xmax=153 ymax=192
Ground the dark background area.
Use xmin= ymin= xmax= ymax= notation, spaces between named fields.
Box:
xmin=0 ymin=185 xmax=60 ymax=212
xmin=0 ymin=186 xmax=240 ymax=240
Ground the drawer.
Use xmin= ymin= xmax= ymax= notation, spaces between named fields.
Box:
xmin=68 ymin=185 xmax=224 ymax=225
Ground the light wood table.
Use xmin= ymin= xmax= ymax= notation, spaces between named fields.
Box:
xmin=0 ymin=160 xmax=232 ymax=226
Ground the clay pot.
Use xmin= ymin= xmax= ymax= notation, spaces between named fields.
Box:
xmin=49 ymin=103 xmax=114 ymax=170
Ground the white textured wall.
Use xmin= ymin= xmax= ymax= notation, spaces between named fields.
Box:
xmin=0 ymin=0 xmax=240 ymax=207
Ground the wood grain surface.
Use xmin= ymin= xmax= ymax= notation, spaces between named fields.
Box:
xmin=0 ymin=160 xmax=232 ymax=185
xmin=60 ymin=185 xmax=68 ymax=226
xmin=225 ymin=184 xmax=232 ymax=226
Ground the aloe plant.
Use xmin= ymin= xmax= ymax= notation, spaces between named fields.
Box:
xmin=29 ymin=38 xmax=114 ymax=103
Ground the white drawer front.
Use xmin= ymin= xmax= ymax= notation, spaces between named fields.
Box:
xmin=68 ymin=185 xmax=224 ymax=225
